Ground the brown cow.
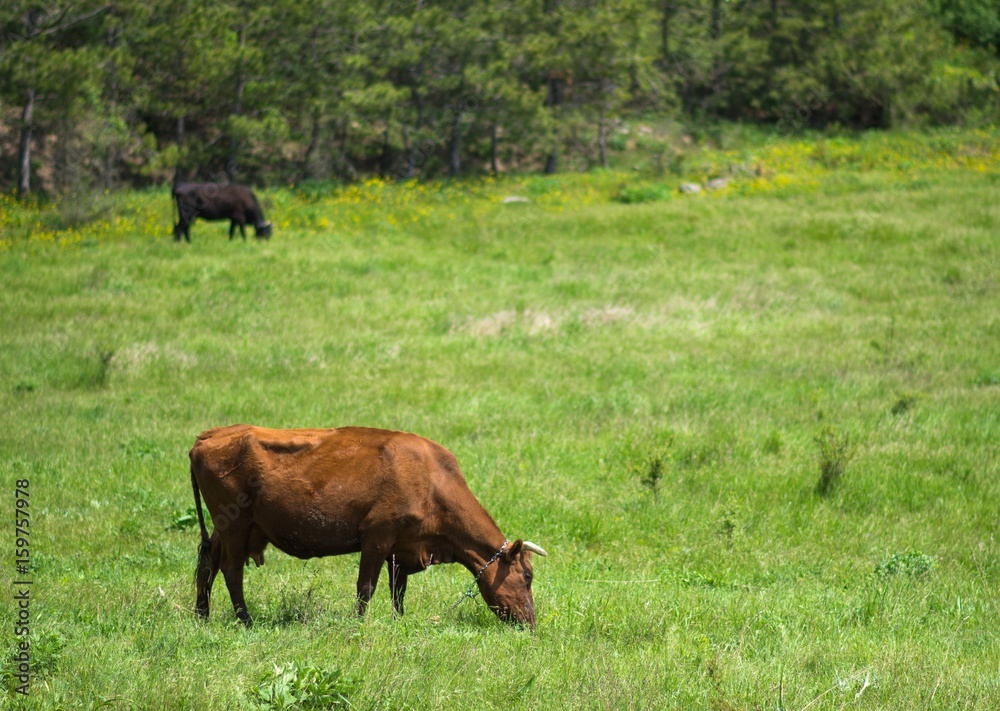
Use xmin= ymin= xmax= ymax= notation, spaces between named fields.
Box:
xmin=189 ymin=425 xmax=547 ymax=627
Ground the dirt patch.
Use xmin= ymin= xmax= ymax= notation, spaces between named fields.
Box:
xmin=453 ymin=305 xmax=639 ymax=338
xmin=579 ymin=305 xmax=635 ymax=326
xmin=112 ymin=342 xmax=197 ymax=373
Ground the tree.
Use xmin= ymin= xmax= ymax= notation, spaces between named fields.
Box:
xmin=934 ymin=0 xmax=1000 ymax=51
xmin=562 ymin=0 xmax=652 ymax=168
xmin=128 ymin=0 xmax=232 ymax=176
xmin=0 ymin=1 xmax=108 ymax=197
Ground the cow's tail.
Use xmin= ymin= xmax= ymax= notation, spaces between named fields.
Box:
xmin=191 ymin=464 xmax=211 ymax=543
xmin=191 ymin=463 xmax=213 ymax=607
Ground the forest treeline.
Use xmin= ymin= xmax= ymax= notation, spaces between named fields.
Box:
xmin=1 ymin=0 xmax=997 ymax=195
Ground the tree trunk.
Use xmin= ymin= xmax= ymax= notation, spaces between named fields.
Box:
xmin=379 ymin=124 xmax=392 ymax=177
xmin=448 ymin=109 xmax=461 ymax=176
xmin=544 ymin=76 xmax=561 ymax=174
xmin=711 ymin=0 xmax=722 ymax=40
xmin=544 ymin=152 xmax=558 ymax=174
xmin=103 ymin=26 xmax=120 ymax=189
xmin=174 ymin=43 xmax=186 ymax=171
xmin=598 ymin=106 xmax=608 ymax=169
xmin=399 ymin=126 xmax=413 ymax=179
xmin=490 ymin=123 xmax=499 ymax=175
xmin=228 ymin=25 xmax=246 ymax=182
xmin=17 ymin=87 xmax=35 ymax=198
xmin=660 ymin=1 xmax=674 ymax=65
xmin=709 ymin=0 xmax=724 ymax=111
xmin=302 ymin=110 xmax=322 ymax=180
xmin=336 ymin=121 xmax=356 ymax=181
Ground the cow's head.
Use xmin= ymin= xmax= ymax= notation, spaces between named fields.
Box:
xmin=255 ymin=221 xmax=273 ymax=239
xmin=478 ymin=539 xmax=547 ymax=628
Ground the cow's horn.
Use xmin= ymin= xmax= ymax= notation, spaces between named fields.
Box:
xmin=522 ymin=541 xmax=547 ymax=557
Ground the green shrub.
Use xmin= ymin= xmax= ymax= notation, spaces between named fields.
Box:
xmin=613 ymin=183 xmax=672 ymax=204
xmin=875 ymin=552 xmax=937 ymax=579
xmin=249 ymin=662 xmax=355 ymax=710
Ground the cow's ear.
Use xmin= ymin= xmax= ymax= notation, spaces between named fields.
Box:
xmin=504 ymin=539 xmax=524 ymax=562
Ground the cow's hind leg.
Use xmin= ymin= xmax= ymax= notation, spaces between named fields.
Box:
xmin=386 ymin=556 xmax=409 ymax=616
xmin=220 ymin=541 xmax=253 ymax=626
xmin=195 ymin=531 xmax=222 ymax=619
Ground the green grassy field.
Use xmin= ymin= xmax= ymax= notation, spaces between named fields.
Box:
xmin=1 ymin=129 xmax=999 ymax=709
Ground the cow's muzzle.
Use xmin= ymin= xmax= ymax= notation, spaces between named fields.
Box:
xmin=495 ymin=602 xmax=536 ymax=629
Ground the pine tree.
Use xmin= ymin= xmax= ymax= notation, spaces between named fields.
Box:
xmin=0 ymin=1 xmax=108 ymax=197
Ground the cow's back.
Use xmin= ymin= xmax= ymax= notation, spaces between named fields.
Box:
xmin=172 ymin=184 xmax=247 ymax=220
xmin=189 ymin=425 xmax=469 ymax=558
xmin=190 ymin=424 xmax=334 ymax=492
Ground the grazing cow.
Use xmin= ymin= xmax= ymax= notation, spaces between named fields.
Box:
xmin=189 ymin=425 xmax=547 ymax=627
xmin=172 ymin=182 xmax=272 ymax=242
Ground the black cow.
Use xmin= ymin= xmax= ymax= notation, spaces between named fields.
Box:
xmin=172 ymin=182 xmax=273 ymax=242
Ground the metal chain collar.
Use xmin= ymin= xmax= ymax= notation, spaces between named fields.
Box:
xmin=451 ymin=539 xmax=509 ymax=609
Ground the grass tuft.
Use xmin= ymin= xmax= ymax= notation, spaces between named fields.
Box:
xmin=634 ymin=449 xmax=669 ymax=497
xmin=890 ymin=394 xmax=918 ymax=415
xmin=814 ymin=425 xmax=854 ymax=497
xmin=78 ymin=348 xmax=115 ymax=389
xmin=762 ymin=429 xmax=783 ymax=456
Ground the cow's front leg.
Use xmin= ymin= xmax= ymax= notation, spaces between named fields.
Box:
xmin=356 ymin=542 xmax=390 ymax=616
xmin=229 ymin=221 xmax=237 ymax=240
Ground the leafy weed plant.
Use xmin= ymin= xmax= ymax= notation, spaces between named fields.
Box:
xmin=249 ymin=662 xmax=355 ymax=710
xmin=875 ymin=552 xmax=937 ymax=579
